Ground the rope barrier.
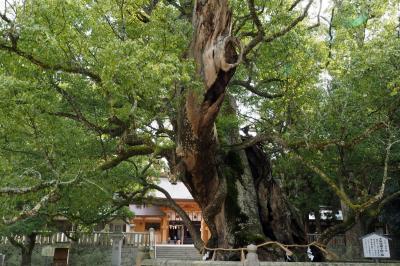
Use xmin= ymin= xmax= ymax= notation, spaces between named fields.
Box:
xmin=201 ymin=240 xmax=337 ymax=261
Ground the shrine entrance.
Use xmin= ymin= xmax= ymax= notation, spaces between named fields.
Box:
xmin=168 ymin=221 xmax=201 ymax=244
xmin=53 ymin=248 xmax=69 ymax=266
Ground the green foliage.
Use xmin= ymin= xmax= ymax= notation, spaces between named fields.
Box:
xmin=0 ymin=0 xmax=399 ymax=247
xmin=226 ymin=0 xmax=400 ymax=219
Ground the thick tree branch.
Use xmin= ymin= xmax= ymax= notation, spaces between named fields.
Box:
xmin=294 ymin=136 xmax=400 ymax=213
xmin=3 ymin=188 xmax=59 ymax=225
xmin=0 ymin=176 xmax=79 ymax=196
xmin=145 ymin=183 xmax=204 ymax=250
xmin=242 ymin=0 xmax=266 ymax=59
xmin=319 ymin=186 xmax=400 ymax=245
xmin=51 ymin=82 xmax=82 ymax=114
xmin=325 ymin=7 xmax=335 ymax=67
xmin=143 ymin=0 xmax=161 ymax=16
xmin=49 ymin=81 xmax=111 ymax=133
xmin=0 ymin=180 xmax=57 ymax=195
xmin=165 ymin=0 xmax=192 ymax=20
xmin=378 ymin=190 xmax=400 ymax=210
xmin=47 ymin=109 xmax=126 ymax=137
xmin=27 ymin=115 xmax=60 ymax=178
xmin=2 ymin=176 xmax=80 ymax=225
xmin=342 ymin=122 xmax=386 ymax=149
xmin=229 ymin=134 xmax=283 ymax=151
xmin=123 ymin=181 xmax=203 ymax=250
xmin=7 ymin=236 xmax=25 ymax=250
xmin=98 ymin=145 xmax=155 ymax=171
xmin=317 ymin=213 xmax=356 ymax=245
xmin=7 ymin=233 xmax=37 ymax=262
xmin=233 ymin=14 xmax=253 ymax=36
xmin=231 ymin=122 xmax=386 ymax=151
xmin=358 ymin=139 xmax=400 ymax=209
xmin=243 ymin=0 xmax=313 ymax=57
xmin=0 ymin=146 xmax=40 ymax=156
xmin=264 ymin=0 xmax=313 ymax=43
xmin=0 ymin=12 xmax=12 ymax=23
xmin=230 ymin=79 xmax=284 ymax=98
xmin=229 ymin=123 xmax=391 ymax=212
xmin=67 ymin=189 xmax=143 ymax=226
xmin=294 ymin=153 xmax=356 ymax=209
xmin=307 ymin=0 xmax=322 ymax=30
xmin=47 ymin=111 xmax=105 ymax=134
xmin=288 ymin=0 xmax=303 ymax=11
xmin=247 ymin=0 xmax=264 ymax=33
xmin=290 ymin=121 xmax=385 ymax=149
xmin=0 ymin=44 xmax=101 ymax=83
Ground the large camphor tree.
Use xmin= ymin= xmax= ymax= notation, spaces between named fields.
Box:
xmin=1 ymin=0 xmax=399 ymax=262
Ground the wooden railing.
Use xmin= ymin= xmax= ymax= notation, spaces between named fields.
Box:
xmin=1 ymin=232 xmax=150 ymax=247
xmin=155 ymin=231 xmax=161 ymax=244
xmin=124 ymin=232 xmax=150 ymax=247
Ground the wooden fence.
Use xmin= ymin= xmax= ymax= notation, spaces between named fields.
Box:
xmin=0 ymin=231 xmax=150 ymax=247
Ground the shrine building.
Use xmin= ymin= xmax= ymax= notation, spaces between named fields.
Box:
xmin=127 ymin=178 xmax=210 ymax=244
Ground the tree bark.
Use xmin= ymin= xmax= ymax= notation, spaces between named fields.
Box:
xmin=318 ymin=214 xmax=356 ymax=246
xmin=172 ymin=0 xmax=308 ymax=260
xmin=343 ymin=215 xmax=364 ymax=259
xmin=21 ymin=233 xmax=36 ymax=266
xmin=21 ymin=248 xmax=33 ymax=266
xmin=314 ymin=209 xmax=322 ymax=233
xmin=8 ymin=233 xmax=37 ymax=266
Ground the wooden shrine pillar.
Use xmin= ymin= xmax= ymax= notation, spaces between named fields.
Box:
xmin=161 ymin=216 xmax=169 ymax=244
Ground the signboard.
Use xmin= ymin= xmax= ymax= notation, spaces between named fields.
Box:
xmin=41 ymin=246 xmax=55 ymax=257
xmin=362 ymin=233 xmax=390 ymax=258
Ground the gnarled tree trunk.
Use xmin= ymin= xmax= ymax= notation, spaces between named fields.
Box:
xmin=8 ymin=233 xmax=37 ymax=266
xmin=21 ymin=233 xmax=36 ymax=266
xmin=173 ymin=0 xmax=307 ymax=260
xmin=21 ymin=247 xmax=33 ymax=266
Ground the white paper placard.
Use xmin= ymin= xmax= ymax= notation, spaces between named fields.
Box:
xmin=362 ymin=233 xmax=390 ymax=258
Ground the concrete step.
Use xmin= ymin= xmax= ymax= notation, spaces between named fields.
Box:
xmin=155 ymin=245 xmax=202 ymax=260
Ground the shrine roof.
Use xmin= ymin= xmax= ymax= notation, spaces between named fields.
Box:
xmin=129 ymin=205 xmax=165 ymax=216
xmin=152 ymin=178 xmax=193 ymax=200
